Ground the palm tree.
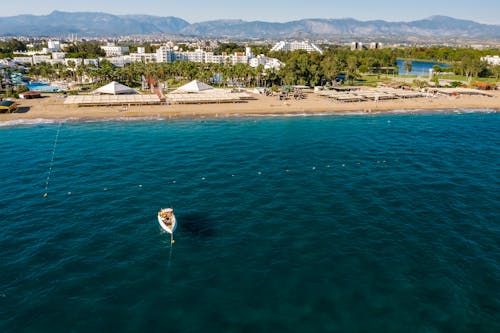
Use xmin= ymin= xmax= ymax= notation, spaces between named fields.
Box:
xmin=255 ymin=64 xmax=264 ymax=87
xmin=96 ymin=59 xmax=115 ymax=84
xmin=66 ymin=60 xmax=77 ymax=82
xmin=403 ymin=60 xmax=413 ymax=75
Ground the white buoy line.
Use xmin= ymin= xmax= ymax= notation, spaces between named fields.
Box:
xmin=44 ymin=122 xmax=62 ymax=198
xmin=47 ymin=159 xmax=396 ymax=196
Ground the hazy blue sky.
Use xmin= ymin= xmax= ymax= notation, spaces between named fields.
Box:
xmin=2 ymin=0 xmax=499 ymax=24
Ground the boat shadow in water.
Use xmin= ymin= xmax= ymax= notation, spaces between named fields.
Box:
xmin=178 ymin=212 xmax=216 ymax=238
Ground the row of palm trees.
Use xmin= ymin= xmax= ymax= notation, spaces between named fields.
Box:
xmin=28 ymin=59 xmax=280 ymax=90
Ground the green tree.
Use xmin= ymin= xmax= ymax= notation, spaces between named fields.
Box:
xmin=491 ymin=65 xmax=500 ymax=80
xmin=0 ymin=39 xmax=27 ymax=54
xmin=345 ymin=56 xmax=359 ymax=84
xmin=321 ymin=57 xmax=344 ymax=85
xmin=65 ymin=41 xmax=105 ymax=58
xmin=216 ymin=43 xmax=245 ymax=55
xmin=461 ymin=56 xmax=487 ymax=80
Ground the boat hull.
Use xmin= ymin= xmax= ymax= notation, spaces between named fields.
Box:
xmin=158 ymin=214 xmax=177 ymax=234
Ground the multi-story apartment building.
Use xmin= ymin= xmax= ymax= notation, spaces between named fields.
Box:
xmin=270 ymin=41 xmax=323 ymax=54
xmin=100 ymin=43 xmax=130 ymax=57
xmin=33 ymin=55 xmax=52 ymax=64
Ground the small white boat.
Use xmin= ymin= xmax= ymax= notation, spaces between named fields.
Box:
xmin=158 ymin=208 xmax=177 ymax=234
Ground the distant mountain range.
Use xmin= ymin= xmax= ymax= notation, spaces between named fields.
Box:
xmin=0 ymin=11 xmax=499 ymax=40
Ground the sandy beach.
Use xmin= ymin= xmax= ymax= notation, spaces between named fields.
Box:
xmin=2 ymin=90 xmax=499 ymax=121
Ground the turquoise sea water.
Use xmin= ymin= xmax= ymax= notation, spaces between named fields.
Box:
xmin=1 ymin=112 xmax=499 ymax=332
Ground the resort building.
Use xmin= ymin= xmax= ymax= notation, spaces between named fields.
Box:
xmin=64 ymin=58 xmax=83 ymax=66
xmin=100 ymin=43 xmax=130 ymax=57
xmin=155 ymin=46 xmax=175 ymax=63
xmin=249 ymin=55 xmax=284 ymax=70
xmin=33 ymin=55 xmax=52 ymax=64
xmin=203 ymin=52 xmax=225 ymax=64
xmin=270 ymin=41 xmax=323 ymax=54
xmin=369 ymin=42 xmax=383 ymax=49
xmin=185 ymin=49 xmax=205 ymax=63
xmin=107 ymin=56 xmax=131 ymax=67
xmin=154 ymin=46 xmax=258 ymax=66
xmin=245 ymin=47 xmax=254 ymax=59
xmin=481 ymin=55 xmax=500 ymax=66
xmin=12 ymin=41 xmax=284 ymax=72
xmin=46 ymin=40 xmax=61 ymax=52
xmin=232 ymin=52 xmax=249 ymax=65
xmin=84 ymin=59 xmax=99 ymax=66
xmin=13 ymin=56 xmax=34 ymax=65
xmin=12 ymin=52 xmax=96 ymax=67
xmin=52 ymin=52 xmax=66 ymax=60
xmin=352 ymin=42 xmax=383 ymax=51
xmin=0 ymin=59 xmax=19 ymax=69
xmin=49 ymin=58 xmax=65 ymax=66
xmin=129 ymin=51 xmax=157 ymax=63
xmin=120 ymin=45 xmax=285 ymax=73
xmin=351 ymin=42 xmax=364 ymax=51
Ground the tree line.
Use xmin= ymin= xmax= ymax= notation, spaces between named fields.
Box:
xmin=0 ymin=39 xmax=27 ymax=58
xmin=8 ymin=40 xmax=500 ymax=87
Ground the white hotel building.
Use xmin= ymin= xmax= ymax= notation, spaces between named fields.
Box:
xmin=249 ymin=55 xmax=284 ymax=70
xmin=155 ymin=47 xmax=249 ymax=65
xmin=270 ymin=41 xmax=323 ymax=54
xmin=481 ymin=55 xmax=500 ymax=66
xmin=100 ymin=43 xmax=130 ymax=57
xmin=129 ymin=47 xmax=157 ymax=63
xmin=94 ymin=44 xmax=284 ymax=70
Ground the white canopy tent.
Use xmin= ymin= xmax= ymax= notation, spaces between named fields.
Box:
xmin=64 ymin=94 xmax=160 ymax=106
xmin=94 ymin=81 xmax=138 ymax=95
xmin=173 ymin=80 xmax=214 ymax=93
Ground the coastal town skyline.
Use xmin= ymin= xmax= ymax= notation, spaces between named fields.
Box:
xmin=2 ymin=0 xmax=499 ymax=25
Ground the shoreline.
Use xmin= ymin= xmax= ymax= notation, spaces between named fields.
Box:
xmin=1 ymin=91 xmax=499 ymax=123
xmin=1 ymin=108 xmax=498 ymax=126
